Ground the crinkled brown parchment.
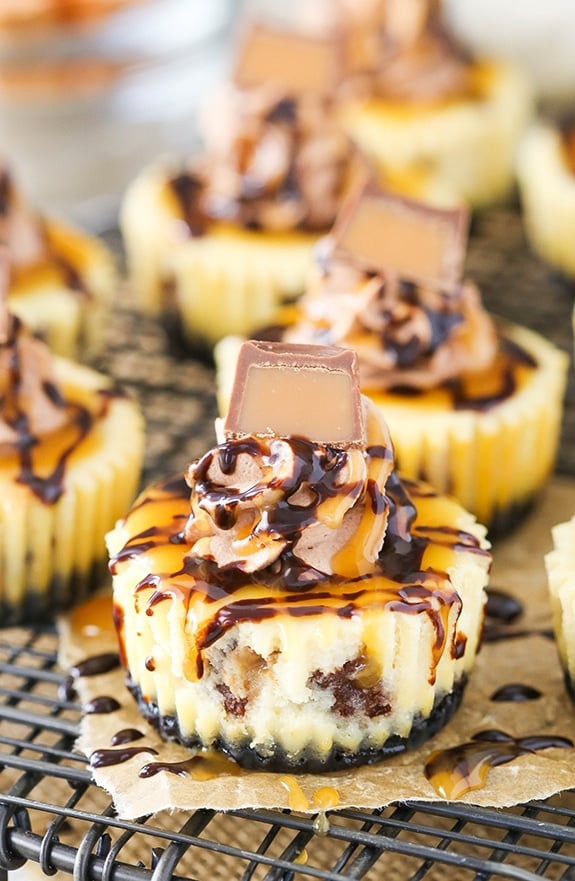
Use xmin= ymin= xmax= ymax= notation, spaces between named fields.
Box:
xmin=58 ymin=478 xmax=575 ymax=820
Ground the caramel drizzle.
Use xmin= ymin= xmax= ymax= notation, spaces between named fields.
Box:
xmin=425 ymin=730 xmax=573 ymax=800
xmin=113 ymin=470 xmax=487 ymax=681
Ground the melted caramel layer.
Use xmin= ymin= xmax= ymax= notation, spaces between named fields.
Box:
xmin=111 ymin=472 xmax=488 ymax=682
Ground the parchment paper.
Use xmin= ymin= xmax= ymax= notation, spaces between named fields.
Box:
xmin=59 ymin=478 xmax=575 ymax=820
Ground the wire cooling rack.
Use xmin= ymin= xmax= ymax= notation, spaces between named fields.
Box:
xmin=1 ymin=208 xmax=574 ymax=880
xmin=3 ymin=628 xmax=575 ymax=881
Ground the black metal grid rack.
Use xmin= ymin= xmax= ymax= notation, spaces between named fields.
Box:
xmin=3 ymin=628 xmax=575 ymax=881
xmin=1 ymin=209 xmax=575 ymax=880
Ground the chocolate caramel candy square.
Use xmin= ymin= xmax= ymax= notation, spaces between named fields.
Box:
xmin=332 ymin=181 xmax=469 ymax=290
xmin=233 ymin=22 xmax=341 ymax=97
xmin=223 ymin=340 xmax=365 ymax=448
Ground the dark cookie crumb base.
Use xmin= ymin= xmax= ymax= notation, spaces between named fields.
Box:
xmin=126 ymin=675 xmax=467 ymax=773
xmin=486 ymin=495 xmax=537 ymax=541
xmin=564 ymin=671 xmax=575 ymax=705
xmin=0 ymin=559 xmax=109 ymax=627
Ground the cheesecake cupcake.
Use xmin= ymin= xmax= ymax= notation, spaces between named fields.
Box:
xmin=337 ymin=0 xmax=532 ymax=207
xmin=0 ymin=259 xmax=144 ymax=625
xmin=546 ymin=516 xmax=575 ymax=701
xmin=216 ymin=183 xmax=568 ymax=534
xmin=0 ymin=161 xmax=115 ymax=359
xmin=108 ymin=340 xmax=491 ymax=772
xmin=517 ymin=118 xmax=575 ymax=278
xmin=121 ymin=22 xmax=361 ymax=355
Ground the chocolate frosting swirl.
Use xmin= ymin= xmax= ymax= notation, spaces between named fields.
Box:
xmin=190 ymin=85 xmax=355 ymax=233
xmin=285 ymin=245 xmax=498 ymax=391
xmin=184 ymin=399 xmax=394 ymax=578
xmin=0 ymin=273 xmax=68 ymax=448
xmin=0 ymin=165 xmax=47 ymax=271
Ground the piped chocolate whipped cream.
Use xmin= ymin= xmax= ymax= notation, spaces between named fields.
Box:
xmin=375 ymin=0 xmax=474 ymax=104
xmin=0 ymin=165 xmax=47 ymax=271
xmin=0 ymin=256 xmax=67 ymax=448
xmin=172 ymin=24 xmax=355 ymax=234
xmin=284 ymin=183 xmax=498 ymax=391
xmin=184 ymin=342 xmax=395 ymax=579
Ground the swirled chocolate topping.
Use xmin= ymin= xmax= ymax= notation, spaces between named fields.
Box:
xmin=375 ymin=0 xmax=474 ymax=103
xmin=0 ymin=265 xmax=68 ymax=447
xmin=185 ymin=342 xmax=394 ymax=578
xmin=0 ymin=164 xmax=47 ymax=270
xmin=171 ymin=23 xmax=355 ymax=235
xmin=285 ymin=184 xmax=498 ymax=391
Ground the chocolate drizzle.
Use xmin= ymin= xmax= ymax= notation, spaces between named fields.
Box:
xmin=84 ymin=696 xmax=121 ymax=714
xmin=70 ymin=653 xmax=120 ymax=678
xmin=89 ymin=746 xmax=158 ymax=769
xmin=114 ymin=467 xmax=488 ymax=683
xmin=16 ymin=402 xmax=94 ymax=504
xmin=168 ymin=173 xmax=206 ymax=236
xmin=110 ymin=728 xmax=145 ymax=746
xmin=490 ymin=684 xmax=542 ymax=702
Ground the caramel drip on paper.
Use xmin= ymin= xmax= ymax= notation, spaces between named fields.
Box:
xmin=425 ymin=730 xmax=573 ymax=800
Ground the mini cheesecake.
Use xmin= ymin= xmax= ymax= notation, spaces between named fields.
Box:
xmin=337 ymin=2 xmax=532 ymax=208
xmin=121 ymin=23 xmax=361 ymax=355
xmin=217 ymin=184 xmax=568 ymax=534
xmin=1 ymin=164 xmax=115 ymax=360
xmin=108 ymin=341 xmax=490 ymax=771
xmin=546 ymin=516 xmax=575 ymax=701
xmin=0 ymin=283 xmax=143 ymax=625
xmin=517 ymin=120 xmax=575 ymax=278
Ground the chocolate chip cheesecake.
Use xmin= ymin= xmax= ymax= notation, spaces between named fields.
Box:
xmin=108 ymin=340 xmax=490 ymax=772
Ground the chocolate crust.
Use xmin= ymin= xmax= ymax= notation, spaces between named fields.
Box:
xmin=1 ymin=559 xmax=108 ymax=627
xmin=487 ymin=496 xmax=536 ymax=540
xmin=126 ymin=675 xmax=467 ymax=773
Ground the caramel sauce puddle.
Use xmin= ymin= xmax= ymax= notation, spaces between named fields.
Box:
xmin=425 ymin=730 xmax=572 ymax=800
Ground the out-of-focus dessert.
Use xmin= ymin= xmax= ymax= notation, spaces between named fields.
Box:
xmin=0 ymin=257 xmax=144 ymax=625
xmin=546 ymin=515 xmax=575 ymax=701
xmin=216 ymin=181 xmax=568 ymax=534
xmin=108 ymin=340 xmax=491 ymax=772
xmin=0 ymin=160 xmax=115 ymax=359
xmin=0 ymin=0 xmax=146 ymax=32
xmin=336 ymin=0 xmax=532 ymax=207
xmin=517 ymin=118 xmax=575 ymax=278
xmin=120 ymin=21 xmax=362 ymax=355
